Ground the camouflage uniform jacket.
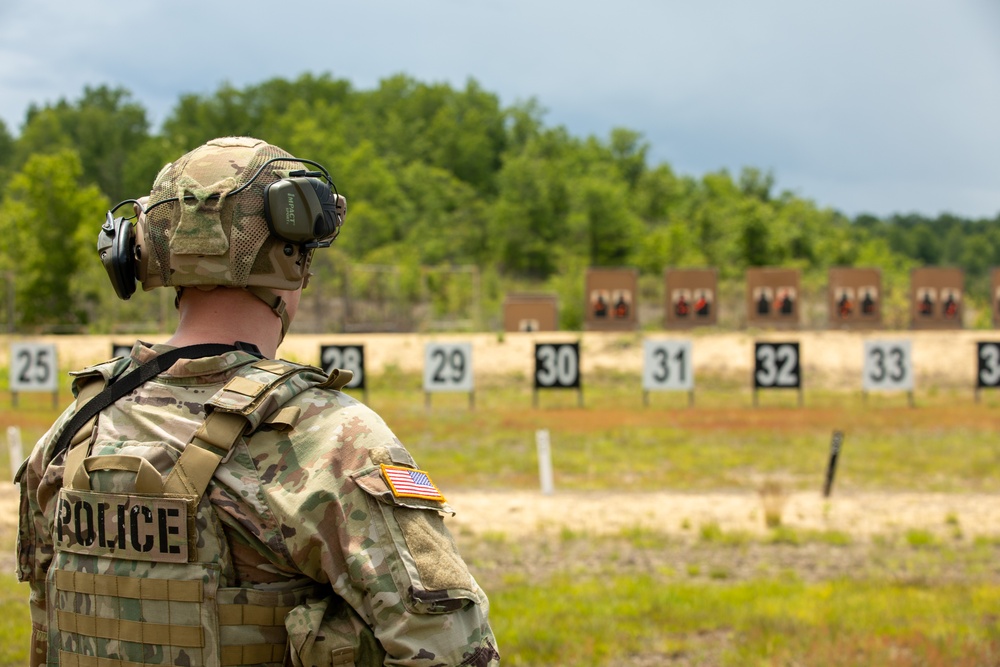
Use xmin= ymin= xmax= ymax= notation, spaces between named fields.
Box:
xmin=17 ymin=342 xmax=499 ymax=666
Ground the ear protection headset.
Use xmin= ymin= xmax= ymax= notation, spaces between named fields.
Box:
xmin=99 ymin=157 xmax=342 ymax=301
xmin=97 ymin=210 xmax=139 ymax=300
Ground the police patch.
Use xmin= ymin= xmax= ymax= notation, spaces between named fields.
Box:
xmin=381 ymin=464 xmax=446 ymax=502
xmin=54 ymin=489 xmax=190 ymax=563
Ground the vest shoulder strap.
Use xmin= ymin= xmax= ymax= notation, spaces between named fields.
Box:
xmin=62 ymin=358 xmax=133 ymax=485
xmin=161 ymin=359 xmax=329 ymax=498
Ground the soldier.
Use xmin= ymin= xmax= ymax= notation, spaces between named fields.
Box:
xmin=16 ymin=136 xmax=499 ymax=666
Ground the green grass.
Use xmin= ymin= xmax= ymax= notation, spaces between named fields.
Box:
xmin=5 ymin=371 xmax=1000 ymax=665
xmin=488 ymin=572 xmax=1000 ymax=666
xmin=0 ymin=575 xmax=30 ymax=667
xmin=5 ymin=371 xmax=1000 ymax=492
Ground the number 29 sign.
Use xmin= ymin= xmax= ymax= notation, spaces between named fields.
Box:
xmin=423 ymin=343 xmax=473 ymax=392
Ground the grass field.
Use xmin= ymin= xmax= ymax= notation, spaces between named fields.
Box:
xmin=2 ymin=368 xmax=1000 ymax=666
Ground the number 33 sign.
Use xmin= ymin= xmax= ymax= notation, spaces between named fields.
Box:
xmin=863 ymin=340 xmax=913 ymax=391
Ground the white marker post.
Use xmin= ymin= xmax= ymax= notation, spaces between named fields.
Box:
xmin=535 ymin=429 xmax=555 ymax=496
xmin=7 ymin=426 xmax=24 ymax=481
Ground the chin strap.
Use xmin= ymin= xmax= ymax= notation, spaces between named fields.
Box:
xmin=246 ymin=286 xmax=290 ymax=343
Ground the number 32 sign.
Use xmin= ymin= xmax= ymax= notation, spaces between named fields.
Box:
xmin=754 ymin=342 xmax=800 ymax=389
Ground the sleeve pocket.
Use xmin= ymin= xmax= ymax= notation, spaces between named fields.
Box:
xmin=353 ymin=467 xmax=485 ymax=614
xmin=15 ymin=458 xmax=36 ymax=583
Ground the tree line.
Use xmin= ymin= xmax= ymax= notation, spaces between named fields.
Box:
xmin=0 ymin=73 xmax=997 ymax=332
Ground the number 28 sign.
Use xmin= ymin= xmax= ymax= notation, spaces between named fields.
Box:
xmin=320 ymin=345 xmax=365 ymax=389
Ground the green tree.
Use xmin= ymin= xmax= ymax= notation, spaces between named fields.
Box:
xmin=16 ymin=86 xmax=151 ymax=203
xmin=572 ymin=176 xmax=642 ymax=267
xmin=608 ymin=128 xmax=648 ymax=189
xmin=358 ymin=75 xmax=507 ymax=194
xmin=0 ymin=150 xmax=108 ymax=329
xmin=0 ymin=118 xmax=14 ymax=197
xmin=489 ymin=150 xmax=570 ymax=278
xmin=161 ymin=73 xmax=354 ymax=154
xmin=398 ymin=162 xmax=490 ymax=266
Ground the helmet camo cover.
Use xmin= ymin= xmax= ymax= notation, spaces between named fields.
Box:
xmin=139 ymin=136 xmax=315 ymax=292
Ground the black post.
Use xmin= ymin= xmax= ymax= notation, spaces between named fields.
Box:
xmin=823 ymin=431 xmax=844 ymax=498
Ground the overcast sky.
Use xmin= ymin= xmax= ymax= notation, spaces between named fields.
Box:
xmin=1 ymin=0 xmax=998 ymax=219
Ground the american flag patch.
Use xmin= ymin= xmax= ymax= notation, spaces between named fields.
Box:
xmin=381 ymin=464 xmax=446 ymax=502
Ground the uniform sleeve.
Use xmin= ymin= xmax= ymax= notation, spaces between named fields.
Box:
xmin=256 ymin=397 xmax=499 ymax=666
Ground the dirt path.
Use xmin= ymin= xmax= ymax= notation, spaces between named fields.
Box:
xmin=444 ymin=489 xmax=1000 ymax=540
xmin=1 ymin=330 xmax=992 ymax=390
xmin=5 ymin=485 xmax=998 ymax=572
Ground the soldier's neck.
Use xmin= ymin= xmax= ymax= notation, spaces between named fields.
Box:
xmin=166 ymin=287 xmax=283 ymax=359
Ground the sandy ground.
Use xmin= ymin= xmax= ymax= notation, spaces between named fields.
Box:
xmin=3 ymin=330 xmax=999 ymax=575
xmin=3 ymin=485 xmax=997 ymax=568
xmin=444 ymin=489 xmax=1000 ymax=541
xmin=0 ymin=329 xmax=992 ymax=390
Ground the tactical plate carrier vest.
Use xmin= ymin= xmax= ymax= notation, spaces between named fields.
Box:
xmin=45 ymin=355 xmax=352 ymax=667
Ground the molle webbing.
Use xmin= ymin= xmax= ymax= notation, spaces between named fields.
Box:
xmin=54 ymin=344 xmax=256 ymax=462
xmin=62 ymin=357 xmax=320 ymax=504
xmin=57 ymin=649 xmax=286 ymax=667
xmin=54 ymin=571 xmax=304 ymax=666
xmin=55 ymin=571 xmax=202 ymax=601
xmin=51 ymin=355 xmax=331 ymax=666
xmin=56 ymin=610 xmax=204 ymax=647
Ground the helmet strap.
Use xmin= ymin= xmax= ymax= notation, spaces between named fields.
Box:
xmin=246 ymin=286 xmax=290 ymax=343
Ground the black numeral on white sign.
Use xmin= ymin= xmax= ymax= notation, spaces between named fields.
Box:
xmin=424 ymin=343 xmax=473 ymax=392
xmin=863 ymin=340 xmax=912 ymax=391
xmin=643 ymin=340 xmax=693 ymax=391
xmin=10 ymin=343 xmax=58 ymax=392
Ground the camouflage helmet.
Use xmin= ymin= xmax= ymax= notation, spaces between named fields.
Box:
xmin=137 ymin=136 xmax=345 ymax=294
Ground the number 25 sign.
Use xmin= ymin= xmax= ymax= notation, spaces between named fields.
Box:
xmin=10 ymin=343 xmax=58 ymax=392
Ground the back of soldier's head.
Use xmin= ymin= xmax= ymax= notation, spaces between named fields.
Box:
xmin=98 ymin=136 xmax=346 ymax=333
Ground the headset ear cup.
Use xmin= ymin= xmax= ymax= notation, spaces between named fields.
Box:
xmin=106 ymin=217 xmax=137 ymax=300
xmin=307 ymin=178 xmax=339 ymax=240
